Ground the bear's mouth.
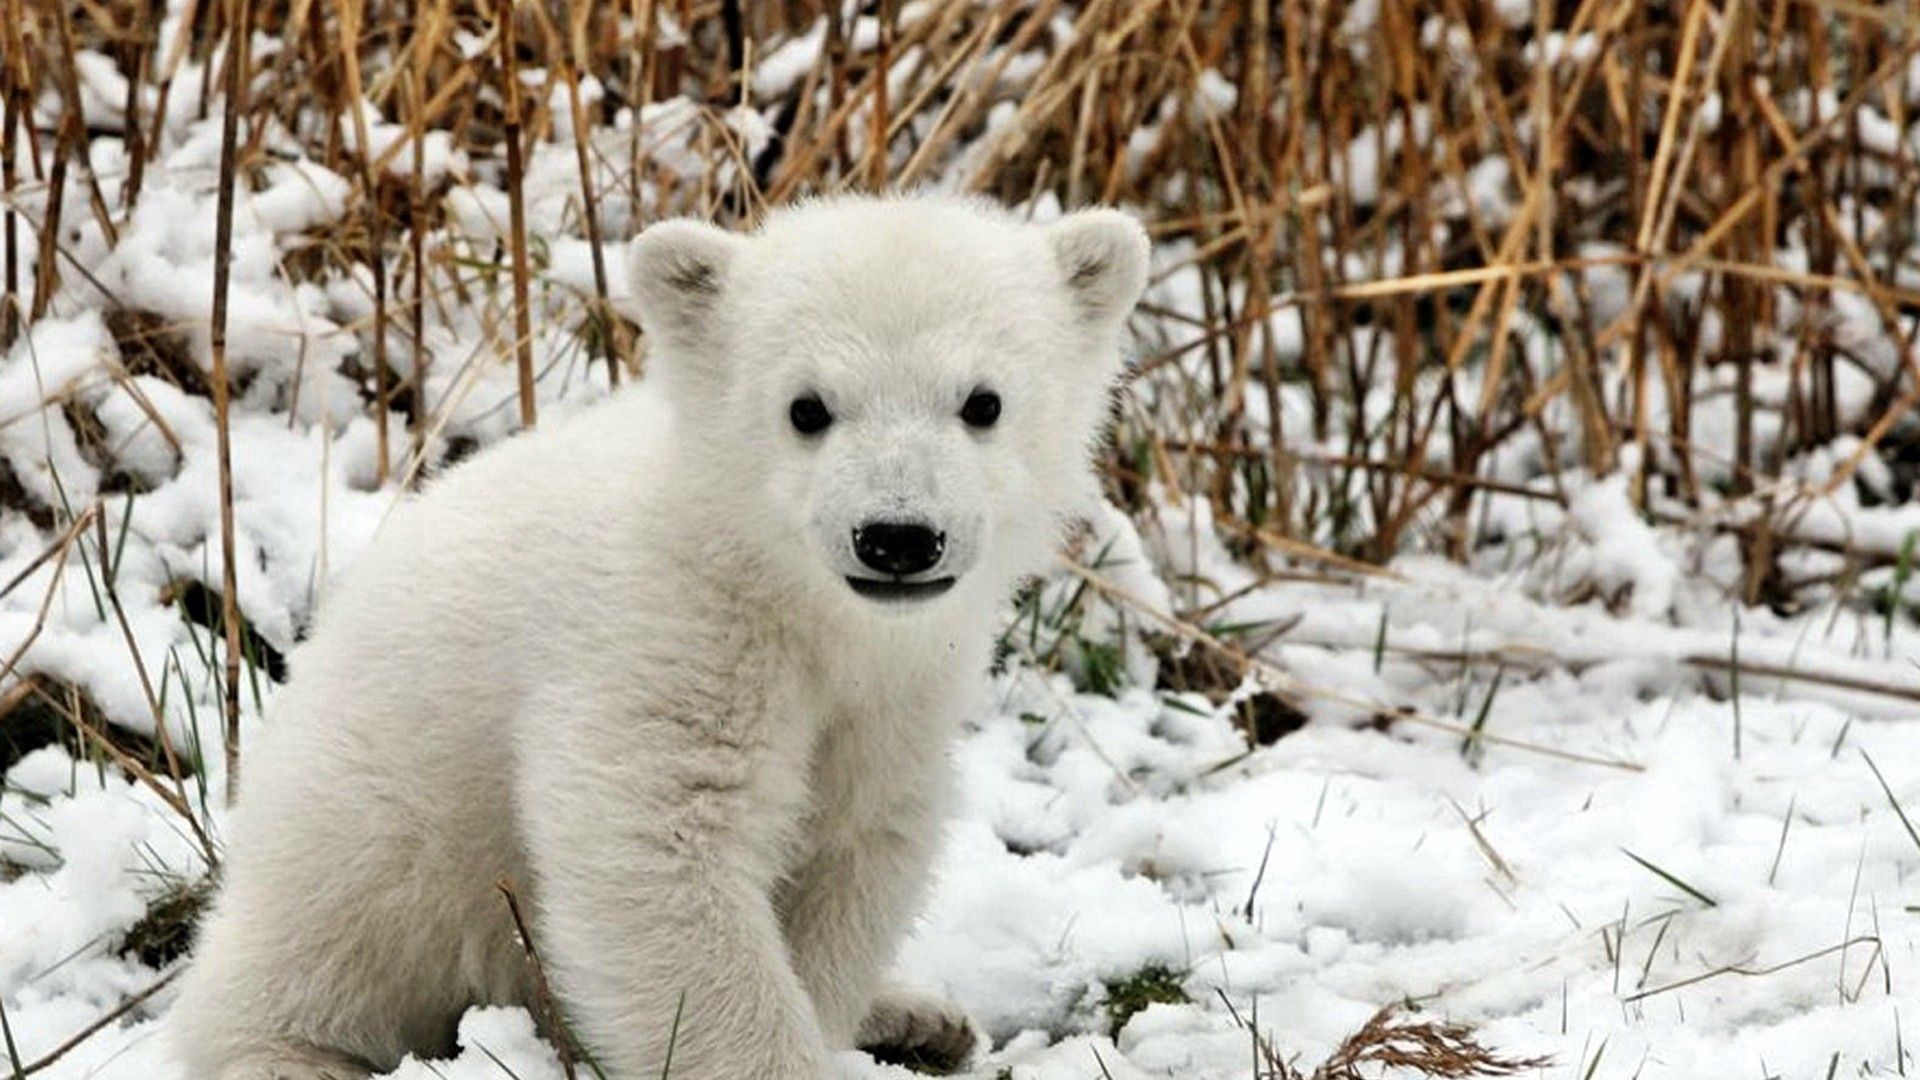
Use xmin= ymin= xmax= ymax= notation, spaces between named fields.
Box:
xmin=845 ymin=576 xmax=957 ymax=602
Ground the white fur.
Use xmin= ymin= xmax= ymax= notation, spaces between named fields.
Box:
xmin=168 ymin=194 xmax=1148 ymax=1080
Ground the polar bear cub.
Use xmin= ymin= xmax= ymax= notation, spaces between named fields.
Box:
xmin=169 ymin=194 xmax=1149 ymax=1080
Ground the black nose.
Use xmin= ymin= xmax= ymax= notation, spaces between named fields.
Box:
xmin=853 ymin=522 xmax=946 ymax=576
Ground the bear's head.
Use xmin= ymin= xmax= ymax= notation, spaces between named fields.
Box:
xmin=625 ymin=195 xmax=1147 ymax=618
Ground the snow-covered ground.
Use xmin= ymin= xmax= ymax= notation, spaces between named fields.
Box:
xmin=7 ymin=446 xmax=1920 ymax=1079
xmin=6 ymin=7 xmax=1920 ymax=1079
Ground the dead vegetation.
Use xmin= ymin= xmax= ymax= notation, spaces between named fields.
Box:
xmin=4 ymin=0 xmax=1917 ymax=590
xmin=1204 ymin=992 xmax=1555 ymax=1080
xmin=1290 ymin=1006 xmax=1552 ymax=1080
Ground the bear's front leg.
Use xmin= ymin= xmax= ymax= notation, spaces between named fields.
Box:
xmin=781 ymin=817 xmax=979 ymax=1072
xmin=518 ymin=710 xmax=831 ymax=1080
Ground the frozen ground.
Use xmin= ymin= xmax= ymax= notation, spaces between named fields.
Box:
xmin=5 ymin=13 xmax=1920 ymax=1080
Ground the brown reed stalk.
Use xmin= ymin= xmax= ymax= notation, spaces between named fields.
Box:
xmin=31 ymin=148 xmax=69 ymax=324
xmin=822 ymin=0 xmax=847 ymax=177
xmin=44 ymin=0 xmax=117 ymax=247
xmin=626 ymin=0 xmax=658 ymax=211
xmin=144 ymin=0 xmax=202 ymax=169
xmin=210 ymin=0 xmax=251 ymax=804
xmin=405 ymin=65 xmax=429 ymax=465
xmin=336 ymin=0 xmax=391 ymax=481
xmin=497 ymin=878 xmax=578 ymax=1080
xmin=93 ymin=510 xmax=218 ymax=865
xmin=120 ymin=0 xmax=156 ymax=213
xmin=564 ymin=0 xmax=619 ymax=387
xmin=0 ymin=0 xmax=22 ymax=349
xmin=865 ymin=0 xmax=895 ymax=190
xmin=498 ymin=0 xmax=537 ymax=429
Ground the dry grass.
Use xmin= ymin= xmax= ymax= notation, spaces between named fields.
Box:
xmin=4 ymin=0 xmax=1917 ymax=591
xmin=1215 ymin=994 xmax=1552 ymax=1080
xmin=1298 ymin=1005 xmax=1552 ymax=1079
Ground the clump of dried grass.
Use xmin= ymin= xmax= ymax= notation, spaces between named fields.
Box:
xmin=1238 ymin=1003 xmax=1551 ymax=1080
xmin=1304 ymin=1005 xmax=1551 ymax=1079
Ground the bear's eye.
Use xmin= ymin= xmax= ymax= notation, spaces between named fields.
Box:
xmin=789 ymin=394 xmax=833 ymax=436
xmin=960 ymin=388 xmax=1001 ymax=429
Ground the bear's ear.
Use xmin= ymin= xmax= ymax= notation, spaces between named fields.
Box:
xmin=1046 ymin=209 xmax=1150 ymax=326
xmin=625 ymin=219 xmax=743 ymax=350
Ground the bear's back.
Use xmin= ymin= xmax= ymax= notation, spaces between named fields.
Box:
xmin=270 ymin=383 xmax=677 ymax=741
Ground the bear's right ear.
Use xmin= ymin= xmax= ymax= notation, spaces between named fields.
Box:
xmin=625 ymin=219 xmax=743 ymax=351
xmin=1046 ymin=209 xmax=1150 ymax=327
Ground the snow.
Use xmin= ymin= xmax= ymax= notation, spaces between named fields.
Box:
xmin=1565 ymin=473 xmax=1680 ymax=620
xmin=754 ymin=18 xmax=830 ymax=100
xmin=339 ymin=97 xmax=471 ymax=182
xmin=10 ymin=416 xmax=1919 ymax=1080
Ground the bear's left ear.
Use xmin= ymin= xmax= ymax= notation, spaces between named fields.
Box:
xmin=625 ymin=219 xmax=744 ymax=352
xmin=1046 ymin=209 xmax=1150 ymax=326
